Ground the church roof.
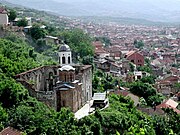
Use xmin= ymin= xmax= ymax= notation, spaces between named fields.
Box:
xmin=57 ymin=83 xmax=75 ymax=89
xmin=59 ymin=65 xmax=75 ymax=71
xmin=59 ymin=44 xmax=71 ymax=52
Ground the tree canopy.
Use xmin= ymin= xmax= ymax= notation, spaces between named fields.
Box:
xmin=17 ymin=18 xmax=28 ymax=27
xmin=58 ymin=29 xmax=94 ymax=62
xmin=30 ymin=24 xmax=47 ymax=40
xmin=8 ymin=9 xmax=17 ymax=21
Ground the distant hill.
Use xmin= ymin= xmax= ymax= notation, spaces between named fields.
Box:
xmin=2 ymin=0 xmax=180 ymax=23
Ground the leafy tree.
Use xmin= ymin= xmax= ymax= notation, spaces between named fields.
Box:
xmin=92 ymin=75 xmax=100 ymax=90
xmin=82 ymin=55 xmax=93 ymax=65
xmin=130 ymin=81 xmax=156 ymax=99
xmin=137 ymin=65 xmax=152 ymax=73
xmin=95 ymin=36 xmax=111 ymax=47
xmin=129 ymin=81 xmax=165 ymax=107
xmin=146 ymin=93 xmax=165 ymax=106
xmin=30 ymin=24 xmax=47 ymax=40
xmin=0 ymin=74 xmax=29 ymax=108
xmin=173 ymin=82 xmax=180 ymax=93
xmin=140 ymin=75 xmax=156 ymax=84
xmin=58 ymin=29 xmax=94 ymax=61
xmin=95 ymin=70 xmax=104 ymax=77
xmin=0 ymin=105 xmax=8 ymax=130
xmin=134 ymin=39 xmax=138 ymax=45
xmin=134 ymin=40 xmax=144 ymax=49
xmin=139 ymin=97 xmax=147 ymax=106
xmin=129 ymin=62 xmax=135 ymax=72
xmin=152 ymin=108 xmax=180 ymax=135
xmin=8 ymin=9 xmax=17 ymax=21
xmin=17 ymin=18 xmax=28 ymax=27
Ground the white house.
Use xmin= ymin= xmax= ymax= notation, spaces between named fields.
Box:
xmin=0 ymin=7 xmax=8 ymax=25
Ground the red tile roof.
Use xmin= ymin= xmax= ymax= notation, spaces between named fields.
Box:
xmin=0 ymin=7 xmax=7 ymax=14
xmin=109 ymin=90 xmax=129 ymax=96
xmin=92 ymin=41 xmax=107 ymax=54
xmin=0 ymin=127 xmax=22 ymax=135
xmin=156 ymin=99 xmax=180 ymax=114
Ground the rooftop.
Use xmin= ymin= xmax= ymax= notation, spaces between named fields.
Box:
xmin=59 ymin=65 xmax=75 ymax=71
xmin=59 ymin=44 xmax=71 ymax=52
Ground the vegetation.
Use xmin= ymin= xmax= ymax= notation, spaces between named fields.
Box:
xmin=95 ymin=36 xmax=111 ymax=47
xmin=57 ymin=29 xmax=94 ymax=62
xmin=92 ymin=70 xmax=119 ymax=93
xmin=8 ymin=9 xmax=17 ymax=21
xmin=17 ymin=18 xmax=28 ymax=27
xmin=129 ymin=81 xmax=164 ymax=106
xmin=79 ymin=95 xmax=156 ymax=135
xmin=30 ymin=24 xmax=47 ymax=40
xmin=134 ymin=40 xmax=144 ymax=49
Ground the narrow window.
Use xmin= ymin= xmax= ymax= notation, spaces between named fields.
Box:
xmin=62 ymin=56 xmax=65 ymax=64
xmin=68 ymin=56 xmax=71 ymax=64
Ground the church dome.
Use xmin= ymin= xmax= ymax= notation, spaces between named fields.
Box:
xmin=59 ymin=65 xmax=75 ymax=71
xmin=59 ymin=44 xmax=71 ymax=52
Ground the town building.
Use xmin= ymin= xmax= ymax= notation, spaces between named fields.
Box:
xmin=15 ymin=44 xmax=92 ymax=112
xmin=125 ymin=51 xmax=144 ymax=66
xmin=0 ymin=7 xmax=8 ymax=25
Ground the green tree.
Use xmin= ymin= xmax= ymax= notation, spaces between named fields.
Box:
xmin=146 ymin=93 xmax=165 ymax=106
xmin=30 ymin=24 xmax=47 ymax=40
xmin=8 ymin=9 xmax=17 ymax=21
xmin=95 ymin=36 xmax=111 ymax=47
xmin=129 ymin=81 xmax=156 ymax=101
xmin=17 ymin=18 xmax=28 ymax=27
xmin=134 ymin=40 xmax=144 ymax=49
xmin=82 ymin=55 xmax=94 ymax=65
xmin=0 ymin=105 xmax=8 ymax=131
xmin=129 ymin=62 xmax=135 ymax=72
xmin=0 ymin=74 xmax=29 ymax=108
xmin=137 ymin=65 xmax=152 ymax=73
xmin=140 ymin=75 xmax=156 ymax=84
xmin=58 ymin=29 xmax=94 ymax=61
xmin=152 ymin=108 xmax=180 ymax=135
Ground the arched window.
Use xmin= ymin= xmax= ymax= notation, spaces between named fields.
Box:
xmin=68 ymin=56 xmax=71 ymax=64
xmin=62 ymin=56 xmax=65 ymax=64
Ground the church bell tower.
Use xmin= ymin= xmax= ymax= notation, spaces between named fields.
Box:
xmin=58 ymin=43 xmax=72 ymax=65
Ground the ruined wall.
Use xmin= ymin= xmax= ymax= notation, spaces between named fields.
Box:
xmin=0 ymin=14 xmax=8 ymax=25
xmin=80 ymin=65 xmax=92 ymax=104
xmin=15 ymin=66 xmax=58 ymax=92
xmin=16 ymin=64 xmax=92 ymax=112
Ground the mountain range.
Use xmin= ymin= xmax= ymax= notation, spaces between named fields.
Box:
xmin=2 ymin=0 xmax=180 ymax=22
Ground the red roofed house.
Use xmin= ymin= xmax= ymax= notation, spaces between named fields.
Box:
xmin=92 ymin=41 xmax=109 ymax=58
xmin=125 ymin=51 xmax=144 ymax=66
xmin=0 ymin=7 xmax=8 ymax=25
xmin=107 ymin=45 xmax=122 ymax=60
xmin=156 ymin=99 xmax=180 ymax=114
xmin=156 ymin=75 xmax=180 ymax=96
